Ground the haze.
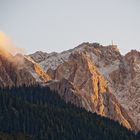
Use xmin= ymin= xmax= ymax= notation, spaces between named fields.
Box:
xmin=0 ymin=0 xmax=139 ymax=54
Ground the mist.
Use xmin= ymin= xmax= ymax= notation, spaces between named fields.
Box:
xmin=0 ymin=32 xmax=27 ymax=67
xmin=0 ymin=32 xmax=26 ymax=55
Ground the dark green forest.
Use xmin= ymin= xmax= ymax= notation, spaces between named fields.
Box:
xmin=0 ymin=85 xmax=139 ymax=140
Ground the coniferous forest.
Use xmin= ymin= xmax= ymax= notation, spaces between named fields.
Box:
xmin=0 ymin=85 xmax=139 ymax=140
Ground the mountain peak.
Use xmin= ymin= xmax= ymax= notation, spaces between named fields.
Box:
xmin=125 ymin=49 xmax=140 ymax=59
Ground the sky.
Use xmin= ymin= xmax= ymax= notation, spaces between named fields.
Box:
xmin=0 ymin=0 xmax=140 ymax=54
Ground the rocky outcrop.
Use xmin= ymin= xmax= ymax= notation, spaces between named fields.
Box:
xmin=24 ymin=56 xmax=51 ymax=82
xmin=29 ymin=51 xmax=48 ymax=63
xmin=47 ymin=78 xmax=87 ymax=108
xmin=108 ymin=50 xmax=140 ymax=130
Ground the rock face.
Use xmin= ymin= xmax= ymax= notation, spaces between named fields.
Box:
xmin=48 ymin=78 xmax=86 ymax=108
xmin=109 ymin=50 xmax=140 ymax=130
xmin=29 ymin=43 xmax=140 ymax=131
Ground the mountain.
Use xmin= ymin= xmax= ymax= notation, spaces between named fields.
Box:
xmin=28 ymin=43 xmax=140 ymax=132
xmin=0 ymin=42 xmax=140 ymax=133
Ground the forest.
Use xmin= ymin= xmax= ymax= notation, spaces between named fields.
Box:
xmin=0 ymin=85 xmax=139 ymax=140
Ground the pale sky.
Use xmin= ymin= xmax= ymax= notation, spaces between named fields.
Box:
xmin=0 ymin=0 xmax=140 ymax=54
